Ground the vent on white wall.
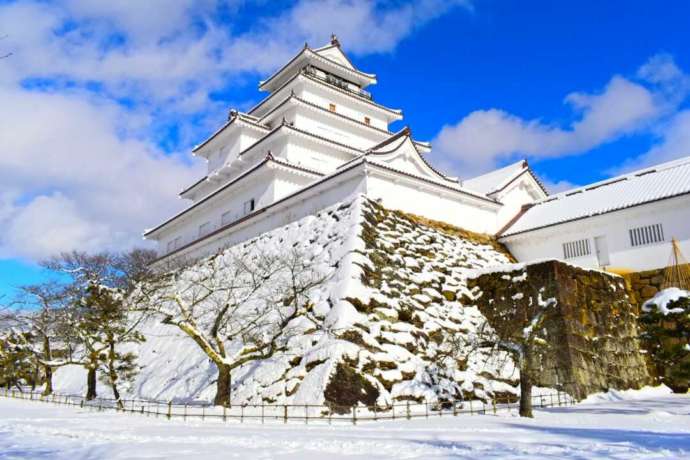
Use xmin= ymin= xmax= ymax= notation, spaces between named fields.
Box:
xmin=563 ymin=239 xmax=591 ymax=259
xmin=629 ymin=223 xmax=664 ymax=247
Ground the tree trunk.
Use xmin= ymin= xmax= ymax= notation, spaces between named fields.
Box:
xmin=86 ymin=366 xmax=97 ymax=400
xmin=214 ymin=364 xmax=231 ymax=407
xmin=42 ymin=365 xmax=53 ymax=396
xmin=519 ymin=367 xmax=533 ymax=418
xmin=42 ymin=335 xmax=53 ymax=395
xmin=107 ymin=341 xmax=123 ymax=410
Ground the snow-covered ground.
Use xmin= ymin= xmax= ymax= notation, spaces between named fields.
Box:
xmin=1 ymin=387 xmax=688 ymax=459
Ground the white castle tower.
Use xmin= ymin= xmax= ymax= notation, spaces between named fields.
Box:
xmin=145 ymin=36 xmax=547 ymax=262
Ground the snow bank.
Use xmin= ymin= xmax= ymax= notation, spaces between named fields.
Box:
xmin=642 ymin=287 xmax=690 ymax=315
xmin=579 ymin=385 xmax=674 ymax=404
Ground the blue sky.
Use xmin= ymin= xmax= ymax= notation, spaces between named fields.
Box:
xmin=1 ymin=0 xmax=689 ymax=298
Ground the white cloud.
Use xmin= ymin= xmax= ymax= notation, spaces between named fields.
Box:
xmin=0 ymin=0 xmax=465 ymax=261
xmin=0 ymin=84 xmax=202 ymax=260
xmin=433 ymin=73 xmax=663 ymax=178
xmin=539 ymin=178 xmax=579 ymax=195
xmin=613 ymin=110 xmax=690 ymax=174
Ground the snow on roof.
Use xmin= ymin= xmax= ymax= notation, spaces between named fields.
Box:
xmin=463 ymin=160 xmax=530 ymax=195
xmin=501 ymin=155 xmax=690 ymax=237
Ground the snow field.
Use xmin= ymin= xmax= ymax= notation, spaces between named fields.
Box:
xmin=1 ymin=386 xmax=689 ymax=459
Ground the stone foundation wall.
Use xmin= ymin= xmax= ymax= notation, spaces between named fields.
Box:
xmin=468 ymin=260 xmax=650 ymax=399
xmin=624 ymin=264 xmax=690 ymax=307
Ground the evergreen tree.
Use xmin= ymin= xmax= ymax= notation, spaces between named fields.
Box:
xmin=639 ymin=292 xmax=690 ymax=393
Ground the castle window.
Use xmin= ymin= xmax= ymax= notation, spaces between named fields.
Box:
xmin=221 ymin=210 xmax=233 ymax=226
xmin=329 ymin=103 xmax=336 ymax=112
xmin=364 ymin=116 xmax=370 ymax=125
xmin=629 ymin=223 xmax=664 ymax=247
xmin=243 ymin=198 xmax=255 ymax=216
xmin=167 ymin=236 xmax=182 ymax=253
xmin=198 ymin=221 xmax=212 ymax=237
xmin=562 ymin=238 xmax=591 ymax=259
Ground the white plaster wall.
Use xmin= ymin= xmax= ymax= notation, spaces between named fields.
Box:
xmin=282 ymin=138 xmax=353 ymax=174
xmin=297 ymin=81 xmax=389 ymax=130
xmin=158 ymin=170 xmax=275 ymax=256
xmin=365 ymin=172 xmax=499 ymax=234
xmin=501 ymin=194 xmax=690 ymax=272
xmin=207 ymin=129 xmax=264 ymax=174
xmin=292 ymin=108 xmax=383 ymax=150
xmin=494 ymin=176 xmax=545 ymax=231
xmin=156 ymin=169 xmax=367 ymax=264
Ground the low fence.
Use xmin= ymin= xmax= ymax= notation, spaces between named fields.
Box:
xmin=0 ymin=387 xmax=575 ymax=425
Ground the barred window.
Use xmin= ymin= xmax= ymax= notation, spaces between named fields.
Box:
xmin=562 ymin=239 xmax=591 ymax=259
xmin=629 ymin=223 xmax=664 ymax=247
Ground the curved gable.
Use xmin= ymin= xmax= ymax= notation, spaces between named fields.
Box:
xmin=369 ymin=135 xmax=457 ymax=184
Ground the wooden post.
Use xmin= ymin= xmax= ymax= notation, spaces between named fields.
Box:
xmin=305 ymin=404 xmax=308 ymax=425
xmin=352 ymin=405 xmax=357 ymax=426
xmin=469 ymin=399 xmax=473 ymax=415
xmin=184 ymin=404 xmax=187 ymax=421
xmin=167 ymin=401 xmax=172 ymax=420
xmin=223 ymin=405 xmax=227 ymax=422
xmin=283 ymin=405 xmax=287 ymax=424
xmin=492 ymin=398 xmax=497 ymax=415
xmin=453 ymin=400 xmax=457 ymax=417
xmin=261 ymin=404 xmax=264 ymax=424
xmin=425 ymin=399 xmax=428 ymax=419
xmin=373 ymin=404 xmax=377 ymax=422
xmin=241 ymin=404 xmax=244 ymax=423
xmin=202 ymin=405 xmax=205 ymax=421
xmin=406 ymin=400 xmax=411 ymax=420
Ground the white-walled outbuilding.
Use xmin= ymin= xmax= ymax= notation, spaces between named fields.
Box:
xmin=500 ymin=156 xmax=690 ymax=272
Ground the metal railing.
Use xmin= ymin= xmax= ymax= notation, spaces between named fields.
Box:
xmin=1 ymin=387 xmax=576 ymax=425
xmin=302 ymin=66 xmax=372 ymax=100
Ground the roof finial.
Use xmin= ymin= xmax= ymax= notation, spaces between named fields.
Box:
xmin=330 ymin=33 xmax=340 ymax=46
xmin=228 ymin=108 xmax=238 ymax=120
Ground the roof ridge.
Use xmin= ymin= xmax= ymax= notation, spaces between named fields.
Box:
xmin=540 ymin=154 xmax=690 ymax=204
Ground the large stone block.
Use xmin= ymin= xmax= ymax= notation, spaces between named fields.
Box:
xmin=468 ymin=260 xmax=650 ymax=400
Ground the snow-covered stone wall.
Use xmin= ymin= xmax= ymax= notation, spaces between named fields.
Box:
xmin=55 ymin=195 xmax=523 ymax=407
xmin=467 ymin=260 xmax=650 ymax=399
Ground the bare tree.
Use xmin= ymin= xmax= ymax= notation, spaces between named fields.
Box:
xmin=472 ymin=287 xmax=558 ymax=417
xmin=142 ymin=247 xmax=329 ymax=406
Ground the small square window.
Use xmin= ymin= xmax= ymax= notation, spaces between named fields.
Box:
xmin=167 ymin=236 xmax=182 ymax=253
xmin=221 ymin=211 xmax=233 ymax=226
xmin=364 ymin=116 xmax=370 ymax=125
xmin=329 ymin=103 xmax=336 ymax=112
xmin=198 ymin=222 xmax=211 ymax=237
xmin=243 ymin=199 xmax=255 ymax=216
